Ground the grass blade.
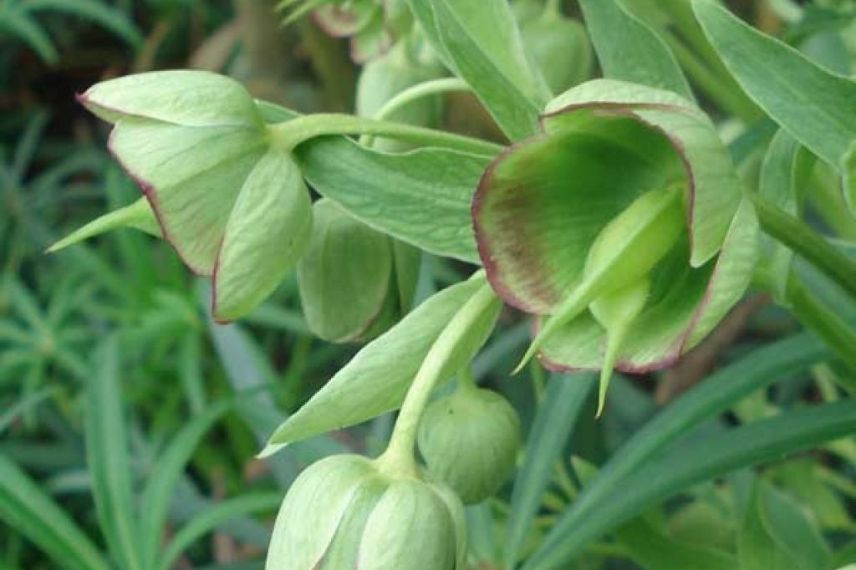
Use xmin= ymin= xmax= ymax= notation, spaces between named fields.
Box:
xmin=0 ymin=454 xmax=109 ymax=570
xmin=522 ymin=333 xmax=828 ymax=569
xmin=504 ymin=372 xmax=596 ymax=567
xmin=85 ymin=337 xmax=144 ymax=570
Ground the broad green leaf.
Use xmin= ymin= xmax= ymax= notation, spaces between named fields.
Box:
xmin=521 ymin=333 xmax=828 ymax=570
xmin=258 ymin=100 xmax=490 ymax=262
xmin=578 ymin=0 xmax=692 ymax=99
xmin=85 ymin=337 xmax=144 ymax=570
xmin=504 ymin=373 xmax=596 ymax=568
xmin=261 ymin=275 xmax=501 ymax=454
xmin=407 ymin=0 xmax=548 ymax=140
xmin=297 ymin=138 xmax=487 ymax=263
xmin=759 ymin=485 xmax=832 ymax=570
xmin=755 ymin=130 xmax=815 ymax=301
xmin=738 ymin=483 xmax=793 ymax=570
xmin=616 ymin=517 xmax=735 ymax=570
xmin=80 ymin=71 xmax=262 ymax=127
xmin=843 ymin=142 xmax=856 ymax=216
xmin=213 ymin=150 xmax=311 ymax=322
xmin=48 ymin=197 xmax=160 ymax=253
xmin=693 ymin=0 xmax=856 ymax=167
xmin=0 ymin=454 xmax=110 ymax=570
xmin=140 ymin=401 xmax=231 ymax=567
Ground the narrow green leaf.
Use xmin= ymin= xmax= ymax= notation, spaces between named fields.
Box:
xmin=760 ymin=484 xmax=832 ymax=570
xmin=0 ymin=8 xmax=58 ymax=63
xmin=262 ymin=274 xmax=500 ymax=454
xmin=504 ymin=373 xmax=596 ymax=568
xmin=693 ymin=0 xmax=856 ymax=167
xmin=522 ymin=333 xmax=828 ymax=570
xmin=85 ymin=337 xmax=144 ymax=570
xmin=158 ymin=492 xmax=282 ymax=570
xmin=616 ymin=517 xmax=735 ymax=570
xmin=27 ymin=0 xmax=143 ymax=48
xmin=0 ymin=454 xmax=110 ymax=570
xmin=407 ymin=0 xmax=547 ymax=140
xmin=739 ymin=482 xmax=791 ymax=570
xmin=842 ymin=142 xmax=856 ymax=216
xmin=579 ymin=0 xmax=692 ymax=99
xmin=140 ymin=400 xmax=231 ymax=567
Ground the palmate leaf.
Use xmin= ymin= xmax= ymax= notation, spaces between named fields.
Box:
xmin=693 ymin=0 xmax=856 ymax=169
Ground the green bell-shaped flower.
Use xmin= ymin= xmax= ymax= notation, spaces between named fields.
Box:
xmin=473 ymin=79 xmax=758 ymax=413
xmin=266 ymin=454 xmax=466 ymax=570
xmin=76 ymin=70 xmax=312 ymax=322
xmin=297 ymin=199 xmax=419 ymax=343
xmin=418 ymin=376 xmax=521 ymax=504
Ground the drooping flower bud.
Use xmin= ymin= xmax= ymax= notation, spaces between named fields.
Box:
xmin=521 ymin=4 xmax=592 ymax=94
xmin=76 ymin=71 xmax=313 ymax=322
xmin=266 ymin=454 xmax=466 ymax=570
xmin=417 ymin=378 xmax=521 ymax=504
xmin=298 ymin=199 xmax=419 ymax=343
xmin=474 ymin=79 xmax=759 ymax=411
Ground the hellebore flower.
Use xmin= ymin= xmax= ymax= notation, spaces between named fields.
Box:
xmin=418 ymin=376 xmax=521 ymax=504
xmin=473 ymin=79 xmax=758 ymax=412
xmin=520 ymin=1 xmax=592 ymax=94
xmin=298 ymin=198 xmax=420 ymax=343
xmin=266 ymin=454 xmax=466 ymax=570
xmin=287 ymin=0 xmax=411 ymax=62
xmin=77 ymin=71 xmax=312 ymax=322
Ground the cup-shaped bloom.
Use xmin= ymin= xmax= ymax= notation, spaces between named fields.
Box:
xmin=473 ymin=79 xmax=758 ymax=409
xmin=78 ymin=71 xmax=312 ymax=322
xmin=298 ymin=199 xmax=420 ymax=342
xmin=418 ymin=381 xmax=521 ymax=504
xmin=266 ymin=454 xmax=466 ymax=570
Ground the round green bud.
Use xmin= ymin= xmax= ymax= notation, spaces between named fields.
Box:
xmin=522 ymin=11 xmax=592 ymax=94
xmin=297 ymin=199 xmax=419 ymax=343
xmin=417 ymin=381 xmax=522 ymax=504
xmin=266 ymin=454 xmax=466 ymax=570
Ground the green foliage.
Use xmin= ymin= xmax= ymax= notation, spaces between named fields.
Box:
xmin=4 ymin=1 xmax=856 ymax=569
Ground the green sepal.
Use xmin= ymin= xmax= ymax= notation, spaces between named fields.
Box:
xmin=79 ymin=70 xmax=263 ymax=128
xmin=47 ymin=197 xmax=160 ymax=253
xmin=297 ymin=199 xmax=395 ymax=343
xmin=213 ymin=150 xmax=312 ymax=322
xmin=539 ymin=198 xmax=758 ymax=372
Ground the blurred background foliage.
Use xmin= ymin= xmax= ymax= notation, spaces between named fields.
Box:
xmin=1 ymin=0 xmax=855 ymax=569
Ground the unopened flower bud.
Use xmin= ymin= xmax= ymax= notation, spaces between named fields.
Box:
xmin=418 ymin=381 xmax=521 ymax=504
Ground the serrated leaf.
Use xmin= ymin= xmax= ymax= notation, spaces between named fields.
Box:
xmin=262 ymin=275 xmax=501 ymax=454
xmin=693 ymin=0 xmax=856 ymax=168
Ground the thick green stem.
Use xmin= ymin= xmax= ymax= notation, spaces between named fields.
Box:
xmin=379 ymin=279 xmax=499 ymax=476
xmin=751 ymin=193 xmax=856 ymax=300
xmin=269 ymin=113 xmax=502 ymax=155
xmin=786 ymin=274 xmax=856 ymax=371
